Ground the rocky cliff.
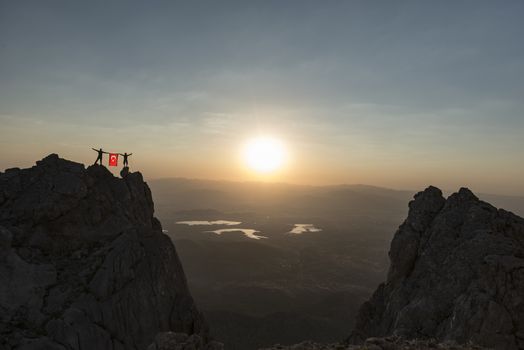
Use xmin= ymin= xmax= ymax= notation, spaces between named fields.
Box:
xmin=0 ymin=154 xmax=211 ymax=350
xmin=260 ymin=336 xmax=487 ymax=350
xmin=349 ymin=186 xmax=524 ymax=349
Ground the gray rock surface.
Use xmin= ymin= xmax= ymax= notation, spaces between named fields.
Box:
xmin=147 ymin=332 xmax=224 ymax=350
xmin=259 ymin=336 xmax=488 ymax=350
xmin=349 ymin=186 xmax=524 ymax=350
xmin=0 ymin=154 xmax=208 ymax=349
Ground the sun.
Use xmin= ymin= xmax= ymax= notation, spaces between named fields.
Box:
xmin=243 ymin=136 xmax=286 ymax=173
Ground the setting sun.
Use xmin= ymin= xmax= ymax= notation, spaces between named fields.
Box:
xmin=243 ymin=136 xmax=287 ymax=173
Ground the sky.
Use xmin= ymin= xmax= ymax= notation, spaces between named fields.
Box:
xmin=1 ymin=0 xmax=523 ymax=195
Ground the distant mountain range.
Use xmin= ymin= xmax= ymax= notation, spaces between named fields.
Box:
xmin=149 ymin=177 xmax=524 ymax=218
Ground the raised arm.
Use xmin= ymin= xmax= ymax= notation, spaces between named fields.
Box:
xmin=128 ymin=153 xmax=133 ymax=156
xmin=92 ymin=148 xmax=98 ymax=151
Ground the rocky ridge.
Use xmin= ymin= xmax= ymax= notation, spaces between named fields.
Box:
xmin=349 ymin=186 xmax=524 ymax=350
xmin=0 ymin=154 xmax=212 ymax=350
xmin=260 ymin=336 xmax=487 ymax=350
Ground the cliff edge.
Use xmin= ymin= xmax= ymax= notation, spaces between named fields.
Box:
xmin=0 ymin=154 xmax=209 ymax=350
xmin=349 ymin=186 xmax=524 ymax=350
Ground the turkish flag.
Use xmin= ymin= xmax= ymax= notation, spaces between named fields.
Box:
xmin=109 ymin=153 xmax=118 ymax=167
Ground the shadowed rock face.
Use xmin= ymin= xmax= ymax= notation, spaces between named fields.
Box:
xmin=0 ymin=154 xmax=208 ymax=350
xmin=259 ymin=336 xmax=488 ymax=350
xmin=349 ymin=186 xmax=524 ymax=350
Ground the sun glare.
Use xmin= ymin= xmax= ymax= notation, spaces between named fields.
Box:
xmin=243 ymin=137 xmax=286 ymax=173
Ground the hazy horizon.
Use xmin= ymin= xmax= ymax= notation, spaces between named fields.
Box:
xmin=3 ymin=150 xmax=524 ymax=197
xmin=1 ymin=1 xmax=523 ymax=196
xmin=4 ymin=153 xmax=524 ymax=199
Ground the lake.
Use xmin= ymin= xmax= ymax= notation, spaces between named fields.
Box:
xmin=176 ymin=220 xmax=242 ymax=226
xmin=208 ymin=228 xmax=267 ymax=240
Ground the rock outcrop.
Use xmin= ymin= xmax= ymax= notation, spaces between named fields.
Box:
xmin=147 ymin=332 xmax=223 ymax=350
xmin=349 ymin=186 xmax=524 ymax=350
xmin=260 ymin=336 xmax=487 ymax=350
xmin=0 ymin=154 xmax=208 ymax=350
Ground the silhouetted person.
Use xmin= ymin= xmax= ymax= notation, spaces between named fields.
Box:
xmin=92 ymin=148 xmax=107 ymax=165
xmin=119 ymin=152 xmax=132 ymax=167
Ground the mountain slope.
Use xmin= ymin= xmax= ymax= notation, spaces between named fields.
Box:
xmin=349 ymin=186 xmax=524 ymax=350
xmin=0 ymin=155 xmax=208 ymax=350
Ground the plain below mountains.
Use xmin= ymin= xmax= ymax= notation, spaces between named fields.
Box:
xmin=149 ymin=178 xmax=524 ymax=349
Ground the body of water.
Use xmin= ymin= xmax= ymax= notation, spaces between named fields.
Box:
xmin=289 ymin=224 xmax=322 ymax=234
xmin=176 ymin=220 xmax=241 ymax=226
xmin=208 ymin=228 xmax=267 ymax=240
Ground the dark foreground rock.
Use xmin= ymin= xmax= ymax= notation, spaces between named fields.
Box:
xmin=260 ymin=336 xmax=489 ymax=350
xmin=349 ymin=186 xmax=524 ymax=350
xmin=147 ymin=332 xmax=224 ymax=350
xmin=0 ymin=154 xmax=209 ymax=349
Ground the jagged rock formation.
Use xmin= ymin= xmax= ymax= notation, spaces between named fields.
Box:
xmin=147 ymin=332 xmax=223 ymax=350
xmin=350 ymin=186 xmax=524 ymax=350
xmin=260 ymin=336 xmax=488 ymax=350
xmin=0 ymin=154 xmax=209 ymax=350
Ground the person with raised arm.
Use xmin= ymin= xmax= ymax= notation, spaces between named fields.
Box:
xmin=92 ymin=148 xmax=108 ymax=165
xmin=119 ymin=152 xmax=133 ymax=167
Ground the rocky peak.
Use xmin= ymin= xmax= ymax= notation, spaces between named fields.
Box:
xmin=0 ymin=155 xmax=211 ymax=350
xmin=387 ymin=186 xmax=446 ymax=283
xmin=350 ymin=186 xmax=524 ymax=350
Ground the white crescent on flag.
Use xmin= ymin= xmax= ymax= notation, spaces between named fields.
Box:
xmin=109 ymin=153 xmax=118 ymax=166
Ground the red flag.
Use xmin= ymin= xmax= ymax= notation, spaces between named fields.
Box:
xmin=109 ymin=153 xmax=118 ymax=167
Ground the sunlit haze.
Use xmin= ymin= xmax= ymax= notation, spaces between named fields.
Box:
xmin=2 ymin=3 xmax=524 ymax=349
xmin=1 ymin=1 xmax=523 ymax=195
xmin=243 ymin=136 xmax=287 ymax=174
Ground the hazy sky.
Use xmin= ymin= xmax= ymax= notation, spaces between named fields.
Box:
xmin=1 ymin=1 xmax=523 ymax=195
